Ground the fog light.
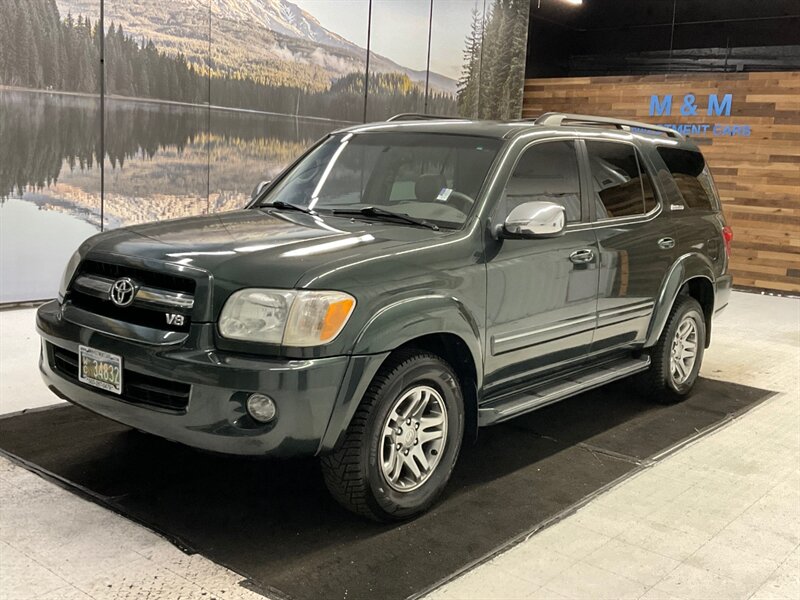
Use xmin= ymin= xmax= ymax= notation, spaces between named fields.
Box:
xmin=246 ymin=393 xmax=277 ymax=423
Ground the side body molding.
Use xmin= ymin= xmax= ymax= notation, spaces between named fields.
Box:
xmin=317 ymin=295 xmax=484 ymax=454
xmin=644 ymin=252 xmax=715 ymax=348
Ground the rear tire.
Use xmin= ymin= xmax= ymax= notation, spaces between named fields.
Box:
xmin=320 ymin=349 xmax=464 ymax=522
xmin=637 ymin=295 xmax=706 ymax=404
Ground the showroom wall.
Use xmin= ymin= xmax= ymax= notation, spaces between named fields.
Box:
xmin=522 ymin=72 xmax=800 ymax=293
xmin=0 ymin=0 xmax=532 ymax=304
xmin=524 ymin=0 xmax=800 ymax=294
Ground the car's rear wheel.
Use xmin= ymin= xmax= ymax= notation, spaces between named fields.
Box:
xmin=637 ymin=295 xmax=706 ymax=404
xmin=320 ymin=349 xmax=464 ymax=521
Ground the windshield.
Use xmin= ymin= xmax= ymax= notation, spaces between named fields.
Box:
xmin=259 ymin=132 xmax=503 ymax=228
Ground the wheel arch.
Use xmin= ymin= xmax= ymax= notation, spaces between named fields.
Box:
xmin=681 ymin=277 xmax=714 ymax=346
xmin=394 ymin=332 xmax=480 ymax=445
xmin=645 ymin=253 xmax=716 ymax=348
xmin=318 ymin=295 xmax=483 ymax=454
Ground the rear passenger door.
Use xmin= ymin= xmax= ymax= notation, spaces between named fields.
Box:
xmin=484 ymin=140 xmax=598 ymax=393
xmin=582 ymin=139 xmax=676 ymax=355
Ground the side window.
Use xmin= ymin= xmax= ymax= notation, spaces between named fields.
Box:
xmin=586 ymin=141 xmax=656 ymax=219
xmin=656 ymin=147 xmax=719 ymax=211
xmin=503 ymin=141 xmax=582 ymax=223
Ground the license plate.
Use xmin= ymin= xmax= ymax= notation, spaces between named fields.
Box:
xmin=78 ymin=346 xmax=123 ymax=395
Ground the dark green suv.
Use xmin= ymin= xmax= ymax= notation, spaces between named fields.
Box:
xmin=37 ymin=112 xmax=733 ymax=520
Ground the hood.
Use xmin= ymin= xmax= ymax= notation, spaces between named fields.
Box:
xmin=84 ymin=208 xmax=446 ymax=289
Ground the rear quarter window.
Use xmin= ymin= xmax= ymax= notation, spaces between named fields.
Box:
xmin=585 ymin=140 xmax=658 ymax=220
xmin=657 ymin=147 xmax=720 ymax=211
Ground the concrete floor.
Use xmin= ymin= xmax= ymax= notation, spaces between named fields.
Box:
xmin=0 ymin=291 xmax=798 ymax=600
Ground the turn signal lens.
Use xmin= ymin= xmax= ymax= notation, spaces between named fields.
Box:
xmin=283 ymin=291 xmax=356 ymax=346
xmin=320 ymin=298 xmax=356 ymax=340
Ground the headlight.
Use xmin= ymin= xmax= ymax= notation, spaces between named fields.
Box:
xmin=218 ymin=289 xmax=295 ymax=344
xmin=58 ymin=250 xmax=82 ymax=302
xmin=218 ymin=288 xmax=355 ymax=346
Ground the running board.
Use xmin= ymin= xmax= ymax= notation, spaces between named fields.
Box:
xmin=478 ymin=356 xmax=651 ymax=426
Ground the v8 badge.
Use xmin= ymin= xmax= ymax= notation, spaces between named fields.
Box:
xmin=166 ymin=313 xmax=185 ymax=326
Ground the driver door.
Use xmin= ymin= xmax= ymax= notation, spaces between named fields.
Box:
xmin=483 ymin=139 xmax=599 ymax=395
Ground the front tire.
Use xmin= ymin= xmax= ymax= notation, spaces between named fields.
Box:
xmin=320 ymin=350 xmax=464 ymax=521
xmin=638 ymin=295 xmax=706 ymax=404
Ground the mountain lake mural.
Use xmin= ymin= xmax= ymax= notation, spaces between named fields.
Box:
xmin=0 ymin=0 xmax=531 ymax=303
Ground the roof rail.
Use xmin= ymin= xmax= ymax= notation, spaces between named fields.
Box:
xmin=386 ymin=113 xmax=464 ymax=122
xmin=533 ymin=112 xmax=683 ymax=139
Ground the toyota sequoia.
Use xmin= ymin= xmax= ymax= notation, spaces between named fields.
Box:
xmin=37 ymin=112 xmax=733 ymax=520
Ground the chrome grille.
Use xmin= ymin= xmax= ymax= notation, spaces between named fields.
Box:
xmin=67 ymin=261 xmax=196 ymax=333
xmin=72 ymin=274 xmax=194 ymax=310
xmin=79 ymin=260 xmax=195 ymax=294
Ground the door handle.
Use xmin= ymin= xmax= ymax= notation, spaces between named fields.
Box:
xmin=658 ymin=237 xmax=675 ymax=249
xmin=569 ymin=248 xmax=595 ymax=264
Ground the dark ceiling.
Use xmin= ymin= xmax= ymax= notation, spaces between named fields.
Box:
xmin=526 ymin=0 xmax=800 ymax=77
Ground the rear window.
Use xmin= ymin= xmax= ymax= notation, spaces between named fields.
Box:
xmin=657 ymin=147 xmax=720 ymax=211
xmin=585 ymin=141 xmax=657 ymax=220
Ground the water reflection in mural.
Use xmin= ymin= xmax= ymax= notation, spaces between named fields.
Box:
xmin=0 ymin=89 xmax=342 ymax=302
xmin=0 ymin=88 xmax=102 ymax=303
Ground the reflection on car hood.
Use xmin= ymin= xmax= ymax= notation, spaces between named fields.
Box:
xmin=84 ymin=208 xmax=446 ymax=289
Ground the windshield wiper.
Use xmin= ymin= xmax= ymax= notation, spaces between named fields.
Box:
xmin=263 ymin=200 xmax=315 ymax=214
xmin=332 ymin=206 xmax=439 ymax=231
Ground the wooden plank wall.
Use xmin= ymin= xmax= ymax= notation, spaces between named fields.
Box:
xmin=522 ymin=72 xmax=800 ymax=294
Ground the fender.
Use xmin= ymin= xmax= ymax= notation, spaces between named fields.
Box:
xmin=645 ymin=253 xmax=715 ymax=348
xmin=353 ymin=294 xmax=483 ymax=373
xmin=317 ymin=294 xmax=484 ymax=454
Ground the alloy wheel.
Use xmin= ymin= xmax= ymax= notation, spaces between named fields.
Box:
xmin=670 ymin=315 xmax=698 ymax=385
xmin=380 ymin=385 xmax=448 ymax=492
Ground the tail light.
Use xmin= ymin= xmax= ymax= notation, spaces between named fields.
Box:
xmin=722 ymin=226 xmax=733 ymax=257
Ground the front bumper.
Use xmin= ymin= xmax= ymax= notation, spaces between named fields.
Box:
xmin=36 ymin=301 xmax=385 ymax=457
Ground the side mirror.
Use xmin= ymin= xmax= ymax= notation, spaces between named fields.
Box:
xmin=251 ymin=180 xmax=272 ymax=201
xmin=502 ymin=201 xmax=566 ymax=239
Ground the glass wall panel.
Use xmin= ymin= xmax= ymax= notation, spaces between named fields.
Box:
xmin=0 ymin=0 xmax=102 ymax=302
xmin=429 ymin=0 xmax=481 ymax=117
xmin=102 ymin=0 xmax=210 ymax=228
xmin=365 ymin=0 xmax=433 ymax=121
xmin=430 ymin=0 xmax=530 ymax=120
xmin=208 ymin=0 xmax=368 ymax=212
xmin=475 ymin=0 xmax=530 ymax=119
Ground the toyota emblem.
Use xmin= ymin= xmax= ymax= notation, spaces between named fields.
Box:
xmin=109 ymin=277 xmax=137 ymax=307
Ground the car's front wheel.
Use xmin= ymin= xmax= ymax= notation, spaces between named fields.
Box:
xmin=320 ymin=349 xmax=464 ymax=521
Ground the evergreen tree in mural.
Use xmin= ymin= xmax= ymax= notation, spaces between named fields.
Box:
xmin=457 ymin=7 xmax=484 ymax=119
xmin=457 ymin=0 xmax=530 ymax=120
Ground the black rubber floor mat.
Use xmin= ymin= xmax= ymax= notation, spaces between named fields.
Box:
xmin=0 ymin=378 xmax=772 ymax=600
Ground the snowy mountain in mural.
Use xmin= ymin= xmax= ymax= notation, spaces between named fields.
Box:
xmin=55 ymin=0 xmax=457 ymax=93
xmin=213 ymin=0 xmax=355 ymax=50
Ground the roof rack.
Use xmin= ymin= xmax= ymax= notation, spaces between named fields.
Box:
xmin=532 ymin=112 xmax=683 ymax=139
xmin=386 ymin=113 xmax=464 ymax=122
